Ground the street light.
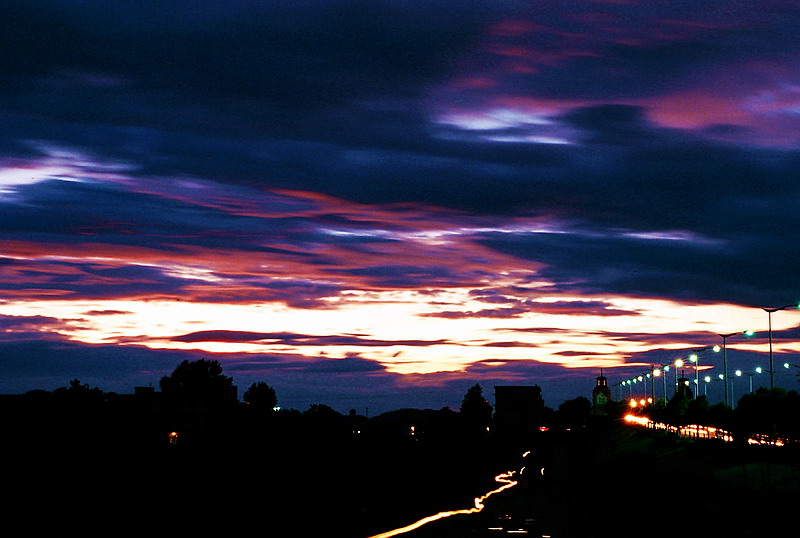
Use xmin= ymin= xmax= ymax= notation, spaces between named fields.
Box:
xmin=684 ymin=346 xmax=716 ymax=399
xmin=688 ymin=353 xmax=699 ymax=398
xmin=741 ymin=370 xmax=758 ymax=393
xmin=734 ymin=370 xmax=743 ymax=405
xmin=762 ymin=303 xmax=800 ymax=389
xmin=718 ymin=331 xmax=753 ymax=407
xmin=674 ymin=358 xmax=684 ymax=396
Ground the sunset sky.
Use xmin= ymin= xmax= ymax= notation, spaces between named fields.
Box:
xmin=2 ymin=1 xmax=800 ymax=413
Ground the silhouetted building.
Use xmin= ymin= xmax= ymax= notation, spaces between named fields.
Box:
xmin=674 ymin=376 xmax=693 ymax=400
xmin=592 ymin=370 xmax=612 ymax=415
xmin=493 ymin=385 xmax=545 ymax=438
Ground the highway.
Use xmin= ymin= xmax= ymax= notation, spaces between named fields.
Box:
xmin=366 ymin=451 xmax=536 ymax=538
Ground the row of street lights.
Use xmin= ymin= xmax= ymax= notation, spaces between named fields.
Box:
xmin=616 ymin=302 xmax=800 ymax=408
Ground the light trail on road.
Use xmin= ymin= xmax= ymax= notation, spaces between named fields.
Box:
xmin=366 ymin=452 xmax=533 ymax=538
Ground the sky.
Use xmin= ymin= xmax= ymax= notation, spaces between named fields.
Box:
xmin=2 ymin=1 xmax=800 ymax=414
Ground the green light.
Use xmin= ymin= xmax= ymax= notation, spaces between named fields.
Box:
xmin=704 ymin=376 xmax=711 ymax=382
xmin=756 ymin=367 xmax=762 ymax=374
xmin=743 ymin=329 xmax=755 ymax=337
xmin=664 ymin=365 xmax=670 ymax=372
xmin=689 ymin=354 xmax=698 ymax=363
xmin=718 ymin=374 xmax=724 ymax=380
xmin=784 ymin=363 xmax=790 ymax=369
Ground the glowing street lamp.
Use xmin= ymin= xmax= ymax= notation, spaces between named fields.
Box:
xmin=674 ymin=358 xmax=684 ymax=396
xmin=734 ymin=370 xmax=743 ymax=404
xmin=688 ymin=354 xmax=699 ymax=398
xmin=684 ymin=346 xmax=716 ymax=398
xmin=652 ymin=367 xmax=661 ymax=401
xmin=762 ymin=303 xmax=800 ymax=389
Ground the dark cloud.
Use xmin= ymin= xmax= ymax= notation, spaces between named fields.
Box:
xmin=456 ymin=1 xmax=800 ymax=101
xmin=423 ymin=298 xmax=639 ymax=319
xmin=329 ymin=264 xmax=490 ymax=289
xmin=2 ymin=1 xmax=800 ymax=411
xmin=0 ymin=258 xmax=194 ymax=300
xmin=479 ymin=225 xmax=800 ymax=307
xmin=0 ymin=314 xmax=62 ymax=330
xmin=0 ymin=1 xmax=502 ymax=122
xmin=82 ymin=310 xmax=135 ymax=316
xmin=422 ymin=307 xmax=529 ymax=319
xmin=172 ymin=330 xmax=450 ymax=347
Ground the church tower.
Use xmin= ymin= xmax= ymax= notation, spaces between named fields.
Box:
xmin=592 ymin=369 xmax=612 ymax=415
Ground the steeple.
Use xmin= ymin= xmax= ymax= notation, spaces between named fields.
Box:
xmin=592 ymin=369 xmax=612 ymax=415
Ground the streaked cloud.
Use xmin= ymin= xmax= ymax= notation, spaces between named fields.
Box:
xmin=1 ymin=1 xmax=799 ymax=409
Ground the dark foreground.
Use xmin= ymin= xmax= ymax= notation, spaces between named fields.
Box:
xmin=394 ymin=422 xmax=800 ymax=538
xmin=8 ymin=419 xmax=800 ymax=538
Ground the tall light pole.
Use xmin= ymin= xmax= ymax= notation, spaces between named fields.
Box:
xmin=652 ymin=366 xmax=662 ymax=403
xmin=742 ymin=371 xmax=756 ymax=393
xmin=674 ymin=358 xmax=684 ymax=398
xmin=762 ymin=304 xmax=799 ymax=390
xmin=719 ymin=333 xmax=736 ymax=407
xmin=650 ymin=366 xmax=658 ymax=403
xmin=686 ymin=346 xmax=715 ymax=399
xmin=688 ymin=353 xmax=699 ymax=398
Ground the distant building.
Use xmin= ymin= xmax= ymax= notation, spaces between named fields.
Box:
xmin=493 ymin=385 xmax=545 ymax=437
xmin=134 ymin=386 xmax=155 ymax=395
xmin=592 ymin=370 xmax=612 ymax=415
xmin=674 ymin=376 xmax=693 ymax=400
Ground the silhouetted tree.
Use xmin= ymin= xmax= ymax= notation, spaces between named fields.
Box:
xmin=661 ymin=391 xmax=691 ymax=425
xmin=53 ymin=379 xmax=104 ymax=405
xmin=243 ymin=381 xmax=277 ymax=409
xmin=460 ymin=383 xmax=492 ymax=431
xmin=556 ymin=396 xmax=591 ymax=428
xmin=54 ymin=378 xmax=103 ymax=396
xmin=301 ymin=403 xmax=348 ymax=440
xmin=160 ymin=359 xmax=234 ymax=408
xmin=735 ymin=387 xmax=800 ymax=436
xmin=685 ymin=395 xmax=710 ymax=425
xmin=304 ymin=403 xmax=341 ymax=419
